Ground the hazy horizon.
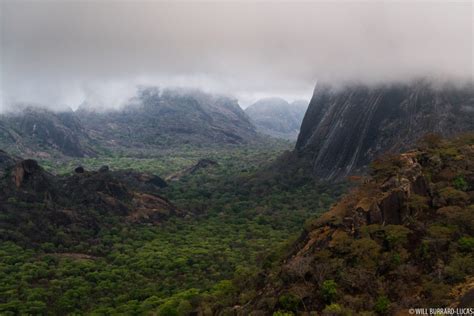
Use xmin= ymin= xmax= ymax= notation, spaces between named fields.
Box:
xmin=1 ymin=0 xmax=473 ymax=112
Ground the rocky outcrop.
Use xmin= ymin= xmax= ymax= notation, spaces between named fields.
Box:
xmin=239 ymin=134 xmax=474 ymax=315
xmin=166 ymin=158 xmax=218 ymax=181
xmin=0 ymin=151 xmax=182 ymax=245
xmin=295 ymin=80 xmax=474 ymax=180
xmin=245 ymin=98 xmax=308 ymax=140
xmin=12 ymin=159 xmax=43 ymax=188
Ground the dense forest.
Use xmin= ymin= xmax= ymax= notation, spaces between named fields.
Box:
xmin=0 ymin=141 xmax=347 ymax=315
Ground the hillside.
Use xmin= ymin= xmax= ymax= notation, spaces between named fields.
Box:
xmin=0 ymin=88 xmax=260 ymax=158
xmin=235 ymin=134 xmax=474 ymax=315
xmin=245 ymin=98 xmax=308 ymax=140
xmin=77 ymin=87 xmax=258 ymax=151
xmin=0 ymin=150 xmax=180 ymax=246
xmin=295 ymin=80 xmax=474 ymax=180
xmin=0 ymin=107 xmax=96 ymax=158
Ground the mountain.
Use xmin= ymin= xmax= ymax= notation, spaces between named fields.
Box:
xmin=295 ymin=80 xmax=474 ymax=180
xmin=245 ymin=98 xmax=308 ymax=140
xmin=77 ymin=87 xmax=258 ymax=150
xmin=0 ymin=150 xmax=180 ymax=246
xmin=237 ymin=134 xmax=474 ymax=314
xmin=0 ymin=107 xmax=96 ymax=158
xmin=0 ymin=88 xmax=259 ymax=158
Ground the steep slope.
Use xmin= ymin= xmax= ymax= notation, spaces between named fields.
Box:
xmin=77 ymin=87 xmax=257 ymax=150
xmin=245 ymin=98 xmax=308 ymax=140
xmin=295 ymin=80 xmax=474 ymax=180
xmin=0 ymin=107 xmax=95 ymax=158
xmin=239 ymin=134 xmax=474 ymax=315
xmin=0 ymin=151 xmax=181 ymax=246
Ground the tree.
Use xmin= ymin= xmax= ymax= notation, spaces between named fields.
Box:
xmin=321 ymin=280 xmax=338 ymax=303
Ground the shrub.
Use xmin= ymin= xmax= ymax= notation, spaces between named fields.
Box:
xmin=439 ymin=187 xmax=469 ymax=205
xmin=322 ymin=303 xmax=353 ymax=316
xmin=453 ymin=176 xmax=469 ymax=191
xmin=458 ymin=237 xmax=474 ymax=252
xmin=278 ymin=293 xmax=300 ymax=312
xmin=420 ymin=133 xmax=442 ymax=149
xmin=370 ymin=155 xmax=404 ymax=179
xmin=176 ymin=300 xmax=193 ymax=315
xmin=321 ymin=279 xmax=338 ymax=303
xmin=157 ymin=300 xmax=178 ymax=316
xmin=384 ymin=225 xmax=411 ymax=249
xmin=407 ymin=194 xmax=429 ymax=213
xmin=273 ymin=311 xmax=295 ymax=316
xmin=445 ymin=254 xmax=474 ymax=282
xmin=373 ymin=296 xmax=390 ymax=314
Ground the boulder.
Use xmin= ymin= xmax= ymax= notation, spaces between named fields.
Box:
xmin=12 ymin=159 xmax=41 ymax=188
xmin=99 ymin=165 xmax=109 ymax=173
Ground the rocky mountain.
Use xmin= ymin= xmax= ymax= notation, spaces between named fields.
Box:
xmin=77 ymin=87 xmax=258 ymax=150
xmin=0 ymin=107 xmax=96 ymax=158
xmin=295 ymin=80 xmax=474 ymax=180
xmin=0 ymin=88 xmax=259 ymax=158
xmin=245 ymin=98 xmax=308 ymax=140
xmin=238 ymin=134 xmax=474 ymax=314
xmin=0 ymin=150 xmax=180 ymax=246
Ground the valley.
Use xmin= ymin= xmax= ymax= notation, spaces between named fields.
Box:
xmin=0 ymin=80 xmax=473 ymax=315
xmin=0 ymin=142 xmax=347 ymax=315
xmin=2 ymin=1 xmax=474 ymax=314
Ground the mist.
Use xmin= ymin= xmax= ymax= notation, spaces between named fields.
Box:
xmin=1 ymin=0 xmax=472 ymax=112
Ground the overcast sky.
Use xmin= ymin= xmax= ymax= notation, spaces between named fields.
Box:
xmin=0 ymin=0 xmax=473 ymax=111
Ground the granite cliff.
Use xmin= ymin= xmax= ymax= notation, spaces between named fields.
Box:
xmin=295 ymin=81 xmax=474 ymax=180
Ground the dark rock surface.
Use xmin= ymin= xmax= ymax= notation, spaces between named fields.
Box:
xmin=166 ymin=158 xmax=219 ymax=181
xmin=74 ymin=166 xmax=85 ymax=173
xmin=295 ymin=80 xmax=474 ymax=180
xmin=0 ymin=151 xmax=180 ymax=245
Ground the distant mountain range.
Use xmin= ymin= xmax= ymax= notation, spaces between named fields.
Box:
xmin=245 ymin=97 xmax=308 ymax=140
xmin=0 ymin=88 xmax=259 ymax=158
xmin=77 ymin=87 xmax=257 ymax=150
xmin=294 ymin=80 xmax=474 ymax=180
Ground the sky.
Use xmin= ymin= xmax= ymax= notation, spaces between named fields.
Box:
xmin=0 ymin=0 xmax=473 ymax=111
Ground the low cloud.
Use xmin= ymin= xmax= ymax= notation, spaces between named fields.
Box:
xmin=1 ymin=0 xmax=472 ymax=111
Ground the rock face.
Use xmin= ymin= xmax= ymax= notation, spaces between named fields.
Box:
xmin=166 ymin=158 xmax=219 ymax=181
xmin=0 ymin=107 xmax=95 ymax=158
xmin=245 ymin=98 xmax=308 ymax=140
xmin=77 ymin=87 xmax=257 ymax=150
xmin=295 ymin=80 xmax=474 ymax=180
xmin=0 ymin=151 xmax=181 ymax=245
xmin=240 ymin=134 xmax=474 ymax=314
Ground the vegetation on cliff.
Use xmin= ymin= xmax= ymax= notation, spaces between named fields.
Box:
xmin=232 ymin=134 xmax=474 ymax=315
